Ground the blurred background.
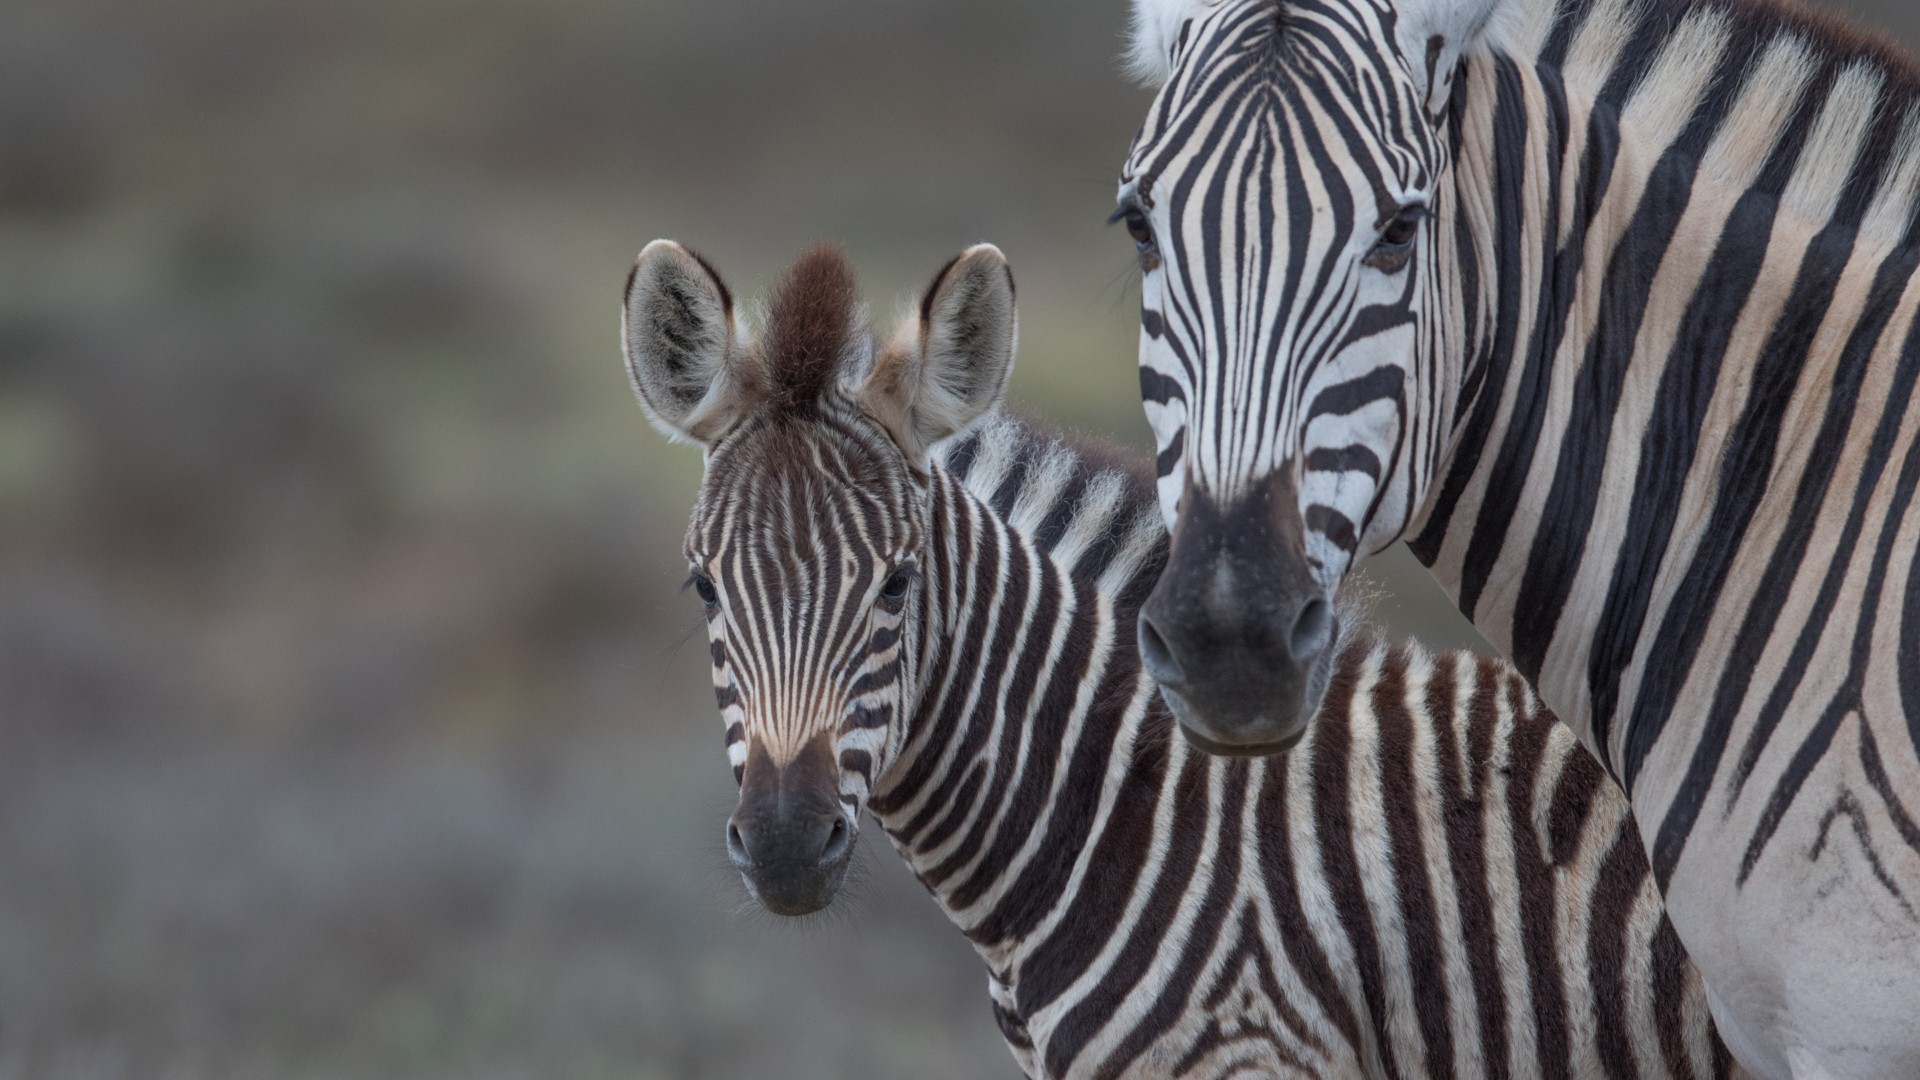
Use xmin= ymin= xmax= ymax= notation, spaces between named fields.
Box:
xmin=2 ymin=0 xmax=1915 ymax=1076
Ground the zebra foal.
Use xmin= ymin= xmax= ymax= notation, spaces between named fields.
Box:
xmin=621 ymin=240 xmax=1737 ymax=1078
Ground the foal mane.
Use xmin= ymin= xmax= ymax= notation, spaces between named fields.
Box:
xmin=761 ymin=243 xmax=863 ymax=417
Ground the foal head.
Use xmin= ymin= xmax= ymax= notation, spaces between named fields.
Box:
xmin=624 ymin=241 xmax=1017 ymax=914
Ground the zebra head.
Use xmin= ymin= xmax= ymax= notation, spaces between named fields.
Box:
xmin=623 ymin=240 xmax=1017 ymax=915
xmin=1119 ymin=0 xmax=1499 ymax=753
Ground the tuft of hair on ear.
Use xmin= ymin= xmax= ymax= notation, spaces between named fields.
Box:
xmin=1126 ymin=0 xmax=1220 ymax=87
xmin=761 ymin=243 xmax=864 ymax=416
xmin=622 ymin=239 xmax=761 ymax=446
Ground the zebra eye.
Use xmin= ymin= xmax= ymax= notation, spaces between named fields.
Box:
xmin=879 ymin=567 xmax=914 ymax=602
xmin=689 ymin=572 xmax=718 ymax=607
xmin=1365 ymin=205 xmax=1426 ymax=273
xmin=1110 ymin=202 xmax=1161 ymax=271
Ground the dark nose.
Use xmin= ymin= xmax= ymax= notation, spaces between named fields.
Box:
xmin=726 ymin=810 xmax=852 ymax=873
xmin=1139 ymin=473 xmax=1337 ymax=755
xmin=1138 ymin=590 xmax=1330 ymax=679
xmin=727 ymin=735 xmax=855 ymax=916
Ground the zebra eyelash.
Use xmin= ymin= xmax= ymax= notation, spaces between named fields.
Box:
xmin=1364 ymin=203 xmax=1431 ymax=273
xmin=1376 ymin=201 xmax=1432 ymax=233
xmin=878 ymin=563 xmax=921 ymax=604
xmin=1107 ymin=200 xmax=1161 ymax=272
xmin=683 ymin=569 xmax=719 ymax=606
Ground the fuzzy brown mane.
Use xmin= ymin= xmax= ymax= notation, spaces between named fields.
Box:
xmin=1581 ymin=0 xmax=1920 ymax=112
xmin=1007 ymin=408 xmax=1160 ymax=506
xmin=1729 ymin=0 xmax=1920 ymax=87
xmin=1718 ymin=0 xmax=1920 ymax=107
xmin=761 ymin=243 xmax=862 ymax=415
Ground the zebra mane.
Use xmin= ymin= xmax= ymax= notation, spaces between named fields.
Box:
xmin=940 ymin=410 xmax=1157 ymax=515
xmin=931 ymin=409 xmax=1164 ymax=582
xmin=935 ymin=408 xmax=1381 ymax=664
xmin=1710 ymin=0 xmax=1920 ymax=88
xmin=758 ymin=242 xmax=867 ymax=417
xmin=1552 ymin=0 xmax=1920 ymax=242
xmin=1588 ymin=0 xmax=1920 ymax=110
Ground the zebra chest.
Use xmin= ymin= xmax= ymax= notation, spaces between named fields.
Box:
xmin=992 ymin=938 xmax=1365 ymax=1080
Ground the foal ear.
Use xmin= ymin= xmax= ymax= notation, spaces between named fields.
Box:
xmin=622 ymin=240 xmax=759 ymax=446
xmin=859 ymin=244 xmax=1017 ymax=468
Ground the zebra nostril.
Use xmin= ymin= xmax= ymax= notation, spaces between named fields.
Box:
xmin=725 ymin=820 xmax=753 ymax=870
xmin=1137 ymin=613 xmax=1186 ymax=686
xmin=819 ymin=817 xmax=852 ymax=865
xmin=1289 ymin=598 xmax=1332 ymax=662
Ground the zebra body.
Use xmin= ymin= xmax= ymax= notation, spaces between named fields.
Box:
xmin=916 ymin=417 xmax=1735 ymax=1080
xmin=1116 ymin=0 xmax=1920 ymax=1075
xmin=622 ymin=242 xmax=1737 ymax=1078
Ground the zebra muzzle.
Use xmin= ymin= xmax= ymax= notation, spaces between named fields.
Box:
xmin=726 ymin=734 xmax=855 ymax=916
xmin=1138 ymin=474 xmax=1336 ymax=756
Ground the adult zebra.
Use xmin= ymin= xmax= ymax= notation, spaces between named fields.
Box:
xmin=1112 ymin=0 xmax=1920 ymax=1076
xmin=622 ymin=240 xmax=1741 ymax=1078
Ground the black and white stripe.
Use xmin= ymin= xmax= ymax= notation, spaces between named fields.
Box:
xmin=628 ymin=243 xmax=1738 ymax=1079
xmin=892 ymin=414 xmax=1735 ymax=1079
xmin=1118 ymin=1 xmax=1920 ymax=1076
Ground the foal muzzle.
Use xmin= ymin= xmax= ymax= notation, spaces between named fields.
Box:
xmin=726 ymin=735 xmax=854 ymax=915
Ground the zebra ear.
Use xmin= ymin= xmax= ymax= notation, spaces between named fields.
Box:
xmin=859 ymin=244 xmax=1017 ymax=468
xmin=622 ymin=240 xmax=761 ymax=447
xmin=1397 ymin=0 xmax=1515 ymax=119
xmin=1125 ymin=0 xmax=1217 ymax=87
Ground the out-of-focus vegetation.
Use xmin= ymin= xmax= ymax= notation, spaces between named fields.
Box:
xmin=2 ymin=0 xmax=1912 ymax=1076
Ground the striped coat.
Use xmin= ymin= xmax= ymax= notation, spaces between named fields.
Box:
xmin=1115 ymin=1 xmax=1920 ymax=1074
xmin=619 ymin=239 xmax=1736 ymax=1078
xmin=889 ymin=415 xmax=1738 ymax=1079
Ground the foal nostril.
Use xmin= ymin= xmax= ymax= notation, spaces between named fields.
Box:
xmin=1137 ymin=612 xmax=1186 ymax=685
xmin=819 ymin=817 xmax=852 ymax=865
xmin=725 ymin=820 xmax=753 ymax=869
xmin=1289 ymin=598 xmax=1332 ymax=662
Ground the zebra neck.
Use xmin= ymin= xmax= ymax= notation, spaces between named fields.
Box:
xmin=868 ymin=451 xmax=1163 ymax=972
xmin=1411 ymin=0 xmax=1920 ymax=782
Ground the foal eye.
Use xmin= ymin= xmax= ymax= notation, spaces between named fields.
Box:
xmin=879 ymin=568 xmax=914 ymax=602
xmin=1364 ymin=205 xmax=1427 ymax=274
xmin=690 ymin=572 xmax=718 ymax=607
